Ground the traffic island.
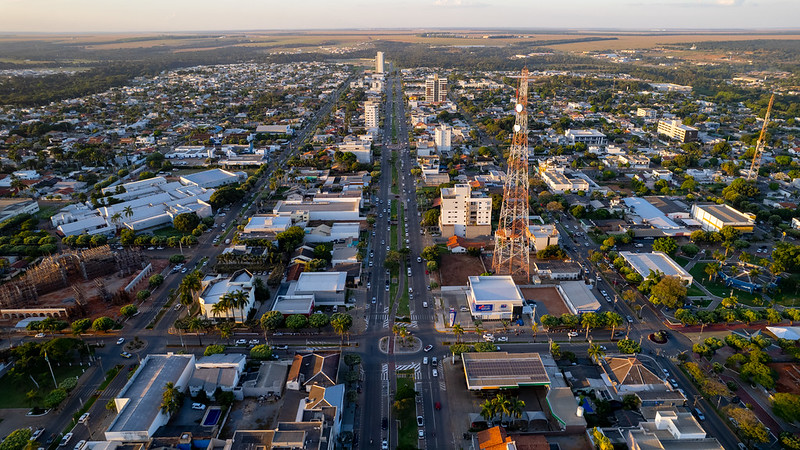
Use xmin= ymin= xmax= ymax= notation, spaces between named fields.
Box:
xmin=378 ymin=335 xmax=422 ymax=354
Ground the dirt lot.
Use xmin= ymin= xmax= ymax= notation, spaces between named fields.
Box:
xmin=440 ymin=253 xmax=487 ymax=286
xmin=520 ymin=286 xmax=569 ymax=316
xmin=769 ymin=362 xmax=800 ymax=396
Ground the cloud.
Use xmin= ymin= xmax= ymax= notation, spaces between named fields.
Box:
xmin=432 ymin=0 xmax=486 ymax=6
xmin=715 ymin=0 xmax=745 ymax=5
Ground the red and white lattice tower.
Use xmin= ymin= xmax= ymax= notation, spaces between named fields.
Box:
xmin=492 ymin=68 xmax=531 ymax=280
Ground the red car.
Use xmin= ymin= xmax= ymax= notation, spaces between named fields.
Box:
xmin=434 ymin=402 xmax=441 ymax=410
xmin=424 ymin=344 xmax=433 ymax=352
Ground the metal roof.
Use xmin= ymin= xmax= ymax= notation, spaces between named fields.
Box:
xmin=462 ymin=352 xmax=549 ymax=390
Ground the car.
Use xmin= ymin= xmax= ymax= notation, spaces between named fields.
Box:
xmin=120 ymin=351 xmax=132 ymax=359
xmin=386 ymin=245 xmax=390 ymax=251
xmin=174 ymin=303 xmax=182 ymax=311
xmin=416 ymin=416 xmax=424 ymax=427
xmin=497 ymin=336 xmax=508 ymax=342
xmin=74 ymin=440 xmax=86 ymax=450
xmin=191 ymin=403 xmax=205 ymax=410
xmin=181 ymin=268 xmax=188 ymax=273
xmin=662 ymin=368 xmax=669 ymax=375
xmin=567 ymin=331 xmax=579 ymax=338
xmin=369 ymin=260 xmax=373 ymax=267
xmin=381 ymin=240 xmax=385 ymax=245
xmin=381 ymin=439 xmax=389 ymax=450
xmin=695 ymin=408 xmax=705 ymax=421
xmin=737 ymin=444 xmax=746 ymax=450
xmin=385 ymin=284 xmax=390 ymax=292
xmin=35 ymin=332 xmax=46 ymax=338
xmin=460 ymin=306 xmax=469 ymax=312
xmin=31 ymin=428 xmax=44 ymax=441
xmin=424 ymin=344 xmax=433 ymax=352
xmin=669 ymin=379 xmax=678 ymax=388
xmin=275 ymin=345 xmax=288 ymax=350
xmin=372 ymin=297 xmax=377 ymax=304
xmin=417 ymin=257 xmax=422 ymax=263
xmin=59 ymin=433 xmax=73 ymax=447
xmin=409 ymin=294 xmax=413 ymax=300
xmin=408 ymin=287 xmax=413 ymax=293
xmin=418 ymin=429 xmax=424 ymax=438
xmin=235 ymin=339 xmax=247 ymax=345
xmin=249 ymin=339 xmax=260 ymax=345
xmin=423 ymin=357 xmax=429 ymax=365
xmin=79 ymin=412 xmax=90 ymax=423
xmin=432 ymin=356 xmax=438 ymax=365
xmin=626 ymin=315 xmax=634 ymax=323
xmin=432 ymin=369 xmax=438 ymax=377
xmin=482 ymin=333 xmax=494 ymax=340
xmin=381 ymin=417 xmax=388 ymax=430
xmin=422 ymin=301 xmax=428 ymax=308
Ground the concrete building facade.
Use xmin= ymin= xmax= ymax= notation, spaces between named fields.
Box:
xmin=438 ymin=184 xmax=492 ymax=239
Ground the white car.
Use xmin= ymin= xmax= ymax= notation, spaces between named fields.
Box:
xmin=191 ymin=403 xmax=206 ymax=410
xmin=74 ymin=440 xmax=86 ymax=450
xmin=59 ymin=433 xmax=73 ymax=447
xmin=116 ymin=338 xmax=125 ymax=345
xmin=35 ymin=332 xmax=46 ymax=338
xmin=567 ymin=331 xmax=579 ymax=338
xmin=235 ymin=339 xmax=247 ymax=345
xmin=249 ymin=339 xmax=260 ymax=345
xmin=497 ymin=336 xmax=508 ymax=342
xmin=79 ymin=412 xmax=90 ymax=423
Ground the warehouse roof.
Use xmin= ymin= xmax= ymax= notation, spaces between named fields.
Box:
xmin=468 ymin=276 xmax=524 ymax=302
xmin=462 ymin=352 xmax=549 ymax=390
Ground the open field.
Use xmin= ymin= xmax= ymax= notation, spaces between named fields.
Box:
xmin=521 ymin=286 xmax=570 ymax=316
xmin=439 ymin=253 xmax=486 ymax=286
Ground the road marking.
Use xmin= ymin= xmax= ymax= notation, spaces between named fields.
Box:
xmin=381 ymin=363 xmax=389 ymax=381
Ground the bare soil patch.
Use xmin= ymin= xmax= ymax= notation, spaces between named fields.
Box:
xmin=520 ymin=286 xmax=569 ymax=316
xmin=440 ymin=253 xmax=486 ymax=286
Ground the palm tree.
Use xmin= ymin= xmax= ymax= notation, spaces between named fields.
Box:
xmin=228 ymin=290 xmax=250 ymax=323
xmin=110 ymin=212 xmax=122 ymax=228
xmin=587 ymin=343 xmax=605 ymax=364
xmin=9 ymin=175 xmax=26 ymax=194
xmin=123 ymin=206 xmax=134 ymax=219
xmin=496 ymin=394 xmax=512 ymax=423
xmin=179 ymin=271 xmax=202 ymax=307
xmin=217 ymin=322 xmax=232 ymax=344
xmin=452 ymin=324 xmax=464 ymax=343
xmin=605 ymin=312 xmax=623 ymax=340
xmin=479 ymin=398 xmax=497 ymax=424
xmin=187 ymin=317 xmax=204 ymax=345
xmin=582 ymin=312 xmax=599 ymax=341
xmin=160 ymin=382 xmax=182 ymax=415
xmin=530 ymin=321 xmax=538 ymax=343
xmin=705 ymin=262 xmax=721 ymax=282
xmin=509 ymin=397 xmax=526 ymax=419
xmin=331 ymin=313 xmax=353 ymax=345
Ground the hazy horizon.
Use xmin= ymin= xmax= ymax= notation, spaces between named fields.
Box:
xmin=2 ymin=0 xmax=799 ymax=33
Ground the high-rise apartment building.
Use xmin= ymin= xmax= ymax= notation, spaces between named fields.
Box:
xmin=657 ymin=119 xmax=698 ymax=143
xmin=434 ymin=124 xmax=452 ymax=152
xmin=425 ymin=74 xmax=447 ymax=103
xmin=375 ymin=52 xmax=384 ymax=74
xmin=364 ymin=101 xmax=379 ymax=129
xmin=438 ymin=184 xmax=492 ymax=238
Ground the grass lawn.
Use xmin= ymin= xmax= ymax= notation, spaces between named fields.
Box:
xmin=0 ymin=364 xmax=86 ymax=409
xmin=391 ymin=225 xmax=398 ymax=249
xmin=688 ymin=263 xmax=763 ymax=304
xmin=35 ymin=206 xmax=59 ymax=220
xmin=686 ymin=284 xmax=705 ymax=297
xmin=674 ymin=256 xmax=691 ymax=267
xmin=395 ymin=377 xmax=419 ymax=449
xmin=152 ymin=226 xmax=189 ymax=238
xmin=398 ymin=275 xmax=410 ymax=317
xmin=391 ymin=164 xmax=399 ymax=195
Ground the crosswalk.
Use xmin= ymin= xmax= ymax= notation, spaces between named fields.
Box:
xmin=395 ymin=362 xmax=422 ymax=379
xmin=381 ymin=363 xmax=389 ymax=380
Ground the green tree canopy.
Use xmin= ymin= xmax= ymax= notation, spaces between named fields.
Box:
xmin=649 ymin=276 xmax=687 ymax=309
xmin=92 ymin=316 xmax=115 ymax=332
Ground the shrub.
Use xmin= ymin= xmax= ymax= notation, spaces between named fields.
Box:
xmin=250 ymin=344 xmax=273 ymax=360
xmin=43 ymin=388 xmax=67 ymax=409
xmin=204 ymin=344 xmax=225 ymax=356
xmin=59 ymin=376 xmax=78 ymax=392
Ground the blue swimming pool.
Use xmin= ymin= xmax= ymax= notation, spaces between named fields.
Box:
xmin=203 ymin=408 xmax=222 ymax=426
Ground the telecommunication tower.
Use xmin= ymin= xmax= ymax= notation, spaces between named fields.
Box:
xmin=492 ymin=68 xmax=531 ymax=280
xmin=747 ymin=93 xmax=775 ymax=181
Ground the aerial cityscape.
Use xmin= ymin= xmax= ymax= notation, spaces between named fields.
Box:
xmin=1 ymin=2 xmax=800 ymax=450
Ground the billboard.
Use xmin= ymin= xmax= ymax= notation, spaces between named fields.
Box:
xmin=449 ymin=308 xmax=456 ymax=327
xmin=475 ymin=304 xmax=493 ymax=312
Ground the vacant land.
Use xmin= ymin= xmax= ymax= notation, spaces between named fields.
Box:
xmin=440 ymin=253 xmax=485 ymax=286
xmin=521 ymin=286 xmax=570 ymax=316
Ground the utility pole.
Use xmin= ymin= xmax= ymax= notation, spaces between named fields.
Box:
xmin=44 ymin=351 xmax=58 ymax=388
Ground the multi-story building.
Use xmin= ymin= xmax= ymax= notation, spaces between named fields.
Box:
xmin=657 ymin=119 xmax=698 ymax=143
xmin=434 ymin=124 xmax=452 ymax=152
xmin=364 ymin=101 xmax=379 ymax=129
xmin=375 ymin=51 xmax=384 ymax=74
xmin=338 ymin=138 xmax=371 ymax=164
xmin=565 ymin=129 xmax=607 ymax=146
xmin=690 ymin=203 xmax=756 ymax=233
xmin=425 ymin=74 xmax=447 ymax=103
xmin=528 ymin=224 xmax=559 ymax=251
xmin=636 ymin=107 xmax=657 ymax=118
xmin=438 ymin=184 xmax=492 ymax=238
xmin=539 ymin=166 xmax=590 ymax=194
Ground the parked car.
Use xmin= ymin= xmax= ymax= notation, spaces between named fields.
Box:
xmin=695 ymin=408 xmax=705 ymax=421
xmin=381 ymin=418 xmax=388 ymax=430
xmin=235 ymin=339 xmax=247 ymax=345
xmin=626 ymin=315 xmax=634 ymax=323
xmin=381 ymin=439 xmax=388 ymax=449
xmin=191 ymin=403 xmax=205 ymax=410
xmin=249 ymin=339 xmax=260 ymax=345
xmin=424 ymin=345 xmax=433 ymax=352
xmin=432 ymin=369 xmax=438 ymax=377
xmin=416 ymin=416 xmax=424 ymax=427
xmin=74 ymin=440 xmax=86 ymax=450
xmin=434 ymin=402 xmax=441 ymax=410
xmin=418 ymin=429 xmax=424 ymax=438
xmin=79 ymin=413 xmax=90 ymax=423
xmin=567 ymin=331 xmax=579 ymax=338
xmin=497 ymin=336 xmax=508 ymax=342
xmin=31 ymin=428 xmax=44 ymax=441
xmin=59 ymin=433 xmax=73 ymax=447
xmin=423 ymin=357 xmax=428 ymax=365
xmin=35 ymin=332 xmax=46 ymax=338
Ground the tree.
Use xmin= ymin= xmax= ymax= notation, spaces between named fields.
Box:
xmin=383 ymin=250 xmax=402 ymax=271
xmin=474 ymin=341 xmax=497 ymax=352
xmin=622 ymin=394 xmax=641 ymax=410
xmin=722 ymin=405 xmax=769 ymax=444
xmin=772 ymin=393 xmax=800 ymax=423
xmin=120 ymin=304 xmax=138 ymax=318
xmin=591 ymin=428 xmax=613 ymax=450
xmin=649 ymin=276 xmax=687 ymax=309
xmin=0 ymin=428 xmax=33 ymax=450
xmin=149 ymin=274 xmax=164 ymax=289
xmin=426 ymin=260 xmax=439 ymax=272
xmin=123 ymin=206 xmax=134 ymax=219
xmin=604 ymin=312 xmax=623 ymax=339
xmin=136 ymin=289 xmax=151 ymax=301
xmin=43 ymin=388 xmax=67 ymax=409
xmin=581 ymin=312 xmax=601 ymax=340
xmin=550 ymin=341 xmax=561 ymax=359
xmin=250 ymin=344 xmax=273 ymax=360
xmin=260 ymin=311 xmax=284 ymax=341
xmin=71 ymin=318 xmax=92 ymax=336
xmin=309 ymin=312 xmax=329 ymax=331
xmin=92 ymin=316 xmax=115 ymax=332
xmin=652 ymin=237 xmax=678 ymax=256
xmin=622 ymin=289 xmax=638 ymax=304
xmin=449 ymin=343 xmax=471 ymax=355
xmin=286 ymin=314 xmax=309 ymax=330
xmin=617 ymin=339 xmax=641 ymax=354
xmin=421 ymin=245 xmax=439 ymax=261
xmin=587 ymin=343 xmax=605 ymax=364
xmin=741 ymin=361 xmax=776 ymax=389
xmin=178 ymin=271 xmax=202 ymax=307
xmin=204 ymin=344 xmax=225 ymax=356
xmin=187 ymin=317 xmax=207 ymax=345
xmin=765 ymin=308 xmax=782 ymax=325
xmin=160 ymin=382 xmax=183 ymax=415
xmin=421 ymin=209 xmax=440 ymax=226
xmin=705 ymin=262 xmax=721 ymax=281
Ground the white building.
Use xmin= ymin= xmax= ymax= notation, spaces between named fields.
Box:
xmin=425 ymin=74 xmax=447 ymax=103
xmin=565 ymin=129 xmax=607 ymax=146
xmin=289 ymin=272 xmax=347 ymax=306
xmin=180 ymin=168 xmax=246 ymax=189
xmin=434 ymin=124 xmax=452 ymax=152
xmin=466 ymin=276 xmax=524 ymax=321
xmin=105 ymin=353 xmax=195 ymax=441
xmin=528 ymin=224 xmax=559 ymax=252
xmin=619 ymin=251 xmax=693 ymax=285
xmin=540 ymin=167 xmax=590 ymax=194
xmin=364 ymin=101 xmax=379 ymax=129
xmin=375 ymin=51 xmax=384 ymax=74
xmin=438 ymin=184 xmax=492 ymax=239
xmin=690 ymin=203 xmax=755 ymax=233
xmin=274 ymin=197 xmax=362 ymax=224
xmin=0 ymin=198 xmax=40 ymax=223
xmin=198 ymin=270 xmax=256 ymax=322
xmin=636 ymin=108 xmax=657 ymax=119
xmin=657 ymin=119 xmax=698 ymax=143
xmin=304 ymin=222 xmax=361 ymax=244
xmin=338 ymin=139 xmax=371 ymax=164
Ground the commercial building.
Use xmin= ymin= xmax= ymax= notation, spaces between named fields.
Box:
xmin=619 ymin=251 xmax=693 ymax=285
xmin=304 ymin=222 xmax=361 ymax=244
xmin=105 ymin=353 xmax=195 ymax=441
xmin=558 ymin=281 xmax=601 ymax=314
xmin=180 ymin=168 xmax=246 ymax=189
xmin=0 ymin=198 xmax=40 ymax=223
xmin=289 ymin=272 xmax=347 ymax=306
xmin=425 ymin=74 xmax=447 ymax=103
xmin=690 ymin=203 xmax=755 ymax=233
xmin=272 ymin=295 xmax=315 ymax=316
xmin=255 ymin=124 xmax=293 ymax=135
xmin=197 ymin=270 xmax=256 ymax=322
xmin=375 ymin=51 xmax=384 ymax=74
xmin=636 ymin=108 xmax=656 ymax=119
xmin=528 ymin=224 xmax=559 ymax=251
xmin=462 ymin=352 xmax=549 ymax=390
xmin=364 ymin=101 xmax=379 ymax=129
xmin=625 ymin=409 xmax=722 ymax=449
xmin=273 ymin=198 xmax=361 ymax=223
xmin=657 ymin=119 xmax=698 ymax=143
xmin=239 ymin=214 xmax=292 ymax=240
xmin=438 ymin=184 xmax=492 ymax=239
xmin=533 ymin=261 xmax=582 ymax=280
xmin=466 ymin=275 xmax=524 ymax=320
xmin=338 ymin=138 xmax=371 ymax=164
xmin=565 ymin=129 xmax=607 ymax=146
xmin=622 ymin=197 xmax=687 ymax=236
xmin=434 ymin=124 xmax=452 ymax=152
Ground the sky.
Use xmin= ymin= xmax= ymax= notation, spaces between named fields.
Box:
xmin=1 ymin=0 xmax=798 ymax=33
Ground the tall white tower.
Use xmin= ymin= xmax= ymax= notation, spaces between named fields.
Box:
xmin=376 ymin=51 xmax=385 ymax=74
